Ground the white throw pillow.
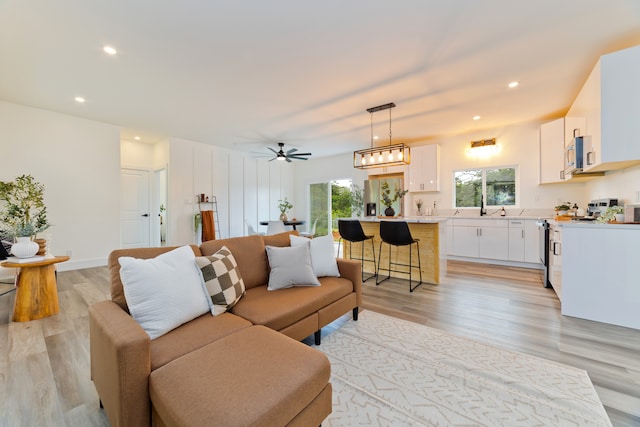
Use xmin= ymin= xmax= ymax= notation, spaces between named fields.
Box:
xmin=119 ymin=246 xmax=211 ymax=340
xmin=290 ymin=234 xmax=340 ymax=277
xmin=266 ymin=243 xmax=320 ymax=290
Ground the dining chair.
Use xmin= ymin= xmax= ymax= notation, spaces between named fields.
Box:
xmin=337 ymin=220 xmax=376 ymax=282
xmin=245 ymin=220 xmax=264 ymax=236
xmin=299 ymin=218 xmax=319 ymax=238
xmin=266 ymin=220 xmax=287 ymax=235
xmin=376 ymin=220 xmax=423 ymax=292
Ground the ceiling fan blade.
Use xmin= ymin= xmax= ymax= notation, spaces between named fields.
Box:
xmin=288 ymin=156 xmax=309 ymax=160
xmin=267 ymin=147 xmax=279 ymax=155
xmin=286 ymin=148 xmax=298 ymax=154
xmin=286 ymin=157 xmax=292 ymax=163
xmin=268 ymin=157 xmax=277 ymax=162
xmin=292 ymin=153 xmax=311 ymax=157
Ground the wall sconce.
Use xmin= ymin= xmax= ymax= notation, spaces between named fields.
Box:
xmin=354 ymin=102 xmax=411 ymax=169
xmin=467 ymin=138 xmax=499 ymax=157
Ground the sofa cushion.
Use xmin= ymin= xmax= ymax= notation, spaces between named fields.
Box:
xmin=149 ymin=325 xmax=330 ymax=427
xmin=195 ymin=246 xmax=246 ymax=315
xmin=150 ymin=312 xmax=251 ymax=371
xmin=290 ymin=234 xmax=340 ymax=277
xmin=266 ymin=244 xmax=320 ymax=290
xmin=262 ymin=230 xmax=298 ymax=247
xmin=231 ymin=276 xmax=354 ymax=331
xmin=119 ymin=246 xmax=211 ymax=340
xmin=108 ymin=245 xmax=202 ymax=312
xmin=200 ymin=235 xmax=267 ymax=290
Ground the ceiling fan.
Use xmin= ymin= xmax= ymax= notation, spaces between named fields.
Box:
xmin=267 ymin=142 xmax=312 ymax=162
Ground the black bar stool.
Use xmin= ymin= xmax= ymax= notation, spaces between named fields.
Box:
xmin=376 ymin=221 xmax=423 ymax=292
xmin=338 ymin=220 xmax=377 ymax=282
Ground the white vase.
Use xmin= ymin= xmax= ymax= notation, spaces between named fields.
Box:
xmin=614 ymin=213 xmax=625 ymax=222
xmin=11 ymin=237 xmax=39 ymax=258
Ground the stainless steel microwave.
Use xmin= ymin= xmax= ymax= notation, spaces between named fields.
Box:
xmin=625 ymin=204 xmax=640 ymax=223
xmin=565 ymin=136 xmax=587 ymax=175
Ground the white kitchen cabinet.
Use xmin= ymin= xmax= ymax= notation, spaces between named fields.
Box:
xmin=539 ymin=117 xmax=585 ymax=184
xmin=508 ymin=220 xmax=525 ymax=262
xmin=569 ymin=45 xmax=640 ymax=173
xmin=548 ymin=224 xmax=563 ymax=301
xmin=523 ymin=220 xmax=540 ymax=264
xmin=408 ymin=144 xmax=439 ymax=192
xmin=561 ymin=223 xmax=640 ymax=330
xmin=451 ymin=219 xmax=508 ymax=260
xmin=508 ymin=219 xmax=540 ymax=263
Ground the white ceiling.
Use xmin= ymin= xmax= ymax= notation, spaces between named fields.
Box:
xmin=1 ymin=0 xmax=640 ymax=158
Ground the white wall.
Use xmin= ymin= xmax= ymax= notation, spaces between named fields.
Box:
xmin=413 ymin=122 xmax=589 ymax=215
xmin=585 ymin=164 xmax=640 ymax=204
xmin=166 ymin=137 xmax=294 ymax=245
xmin=0 ymin=100 xmax=120 ymax=271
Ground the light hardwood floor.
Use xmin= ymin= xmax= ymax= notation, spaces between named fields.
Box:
xmin=0 ymin=261 xmax=638 ymax=426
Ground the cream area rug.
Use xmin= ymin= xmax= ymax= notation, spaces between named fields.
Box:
xmin=315 ymin=310 xmax=611 ymax=427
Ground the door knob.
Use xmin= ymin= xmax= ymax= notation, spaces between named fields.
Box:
xmin=141 ymin=213 xmax=149 ymax=217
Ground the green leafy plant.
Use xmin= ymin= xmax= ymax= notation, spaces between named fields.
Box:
xmin=554 ymin=203 xmax=571 ymax=212
xmin=350 ymin=184 xmax=364 ymax=217
xmin=0 ymin=174 xmax=51 ymax=238
xmin=596 ymin=205 xmax=624 ymax=223
xmin=380 ymin=181 xmax=408 ymax=208
xmin=278 ymin=197 xmax=293 ymax=214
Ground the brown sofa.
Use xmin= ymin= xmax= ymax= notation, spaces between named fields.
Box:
xmin=89 ymin=231 xmax=362 ymax=427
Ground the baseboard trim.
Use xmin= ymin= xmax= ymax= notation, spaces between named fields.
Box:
xmin=0 ymin=257 xmax=107 ymax=279
xmin=446 ymin=255 xmax=543 ymax=270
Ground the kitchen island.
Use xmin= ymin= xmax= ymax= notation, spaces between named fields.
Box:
xmin=560 ymin=221 xmax=640 ymax=330
xmin=343 ymin=217 xmax=448 ymax=285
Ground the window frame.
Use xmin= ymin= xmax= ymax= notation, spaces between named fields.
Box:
xmin=453 ymin=165 xmax=519 ymax=209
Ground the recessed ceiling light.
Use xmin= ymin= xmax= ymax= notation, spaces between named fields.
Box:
xmin=508 ymin=81 xmax=519 ymax=88
xmin=473 ymin=115 xmax=481 ymax=121
xmin=74 ymin=96 xmax=85 ymax=103
xmin=373 ymin=135 xmax=379 ymax=140
xmin=103 ymin=45 xmax=117 ymax=55
xmin=134 ymin=136 xmax=141 ymax=140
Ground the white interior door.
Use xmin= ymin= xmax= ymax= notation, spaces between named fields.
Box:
xmin=121 ymin=168 xmax=151 ymax=248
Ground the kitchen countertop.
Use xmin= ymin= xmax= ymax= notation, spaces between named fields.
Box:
xmin=558 ymin=221 xmax=640 ymax=230
xmin=356 ymin=217 xmax=448 ymax=223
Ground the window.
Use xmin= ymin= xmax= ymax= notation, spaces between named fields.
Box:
xmin=454 ymin=167 xmax=516 ymax=208
xmin=309 ymin=179 xmax=353 ymax=239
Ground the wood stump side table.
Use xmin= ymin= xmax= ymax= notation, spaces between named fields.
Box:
xmin=1 ymin=255 xmax=70 ymax=322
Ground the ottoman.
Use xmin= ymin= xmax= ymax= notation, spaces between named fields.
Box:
xmin=149 ymin=325 xmax=332 ymax=427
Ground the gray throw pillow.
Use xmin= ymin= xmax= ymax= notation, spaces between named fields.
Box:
xmin=266 ymin=243 xmax=320 ymax=290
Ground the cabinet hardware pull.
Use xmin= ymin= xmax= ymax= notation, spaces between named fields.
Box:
xmin=521 ymin=230 xmax=524 ymax=238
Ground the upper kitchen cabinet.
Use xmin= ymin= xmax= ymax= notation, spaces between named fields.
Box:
xmin=539 ymin=117 xmax=585 ymax=184
xmin=569 ymin=45 xmax=640 ymax=173
xmin=408 ymin=144 xmax=440 ymax=192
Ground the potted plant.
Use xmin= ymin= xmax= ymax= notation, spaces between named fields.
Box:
xmin=380 ymin=181 xmax=408 ymax=217
xmin=597 ymin=205 xmax=625 ymax=223
xmin=278 ymin=197 xmax=293 ymax=221
xmin=554 ymin=203 xmax=571 ymax=216
xmin=0 ymin=174 xmax=51 ymax=258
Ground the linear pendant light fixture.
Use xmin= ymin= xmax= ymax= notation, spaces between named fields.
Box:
xmin=353 ymin=102 xmax=410 ymax=169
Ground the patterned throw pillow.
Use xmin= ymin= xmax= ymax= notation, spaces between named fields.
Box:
xmin=195 ymin=246 xmax=246 ymax=316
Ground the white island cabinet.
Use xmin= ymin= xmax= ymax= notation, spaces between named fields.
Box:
xmin=561 ymin=222 xmax=640 ymax=330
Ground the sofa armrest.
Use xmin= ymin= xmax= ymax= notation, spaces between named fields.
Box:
xmin=89 ymin=300 xmax=151 ymax=427
xmin=337 ymin=258 xmax=362 ymax=307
